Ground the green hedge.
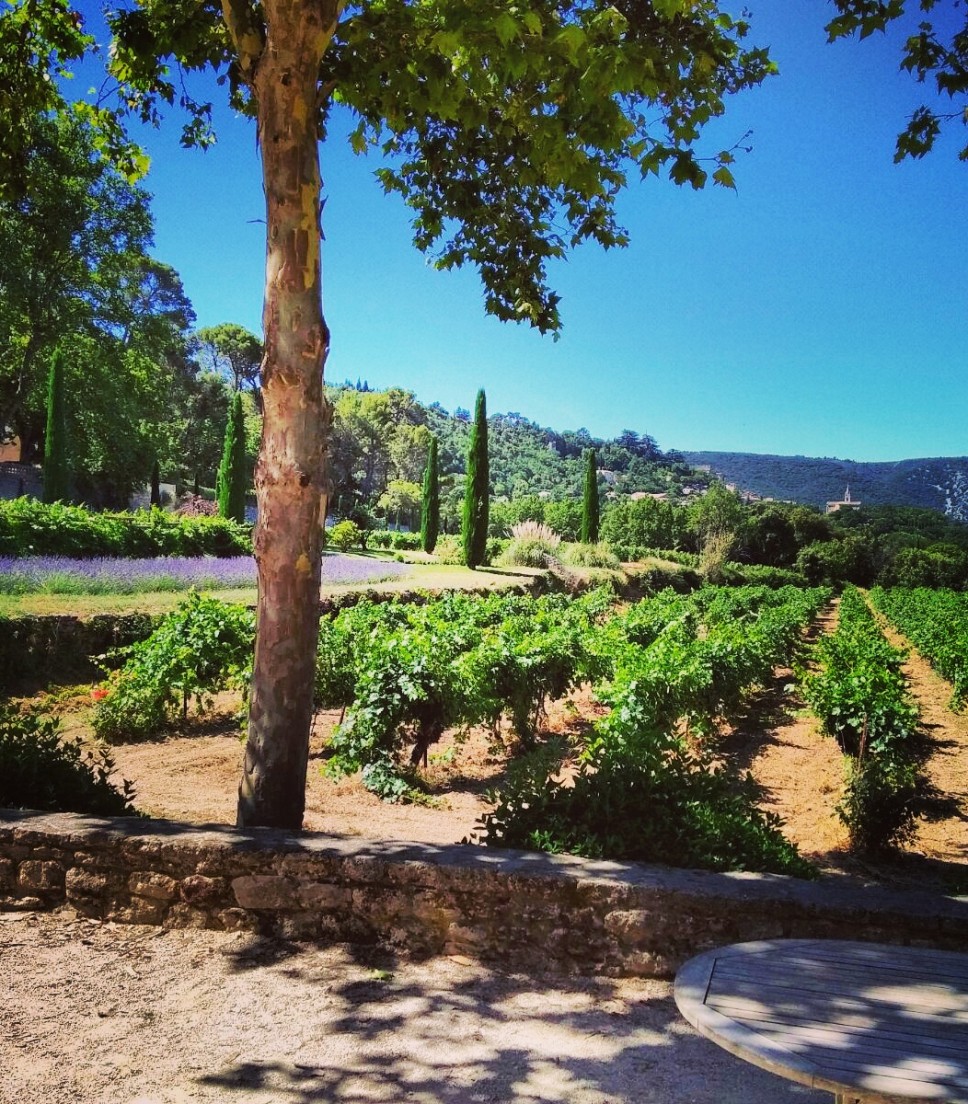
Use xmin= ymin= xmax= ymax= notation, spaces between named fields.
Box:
xmin=0 ymin=499 xmax=251 ymax=558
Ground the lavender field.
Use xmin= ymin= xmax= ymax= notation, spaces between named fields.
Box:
xmin=0 ymin=553 xmax=413 ymax=595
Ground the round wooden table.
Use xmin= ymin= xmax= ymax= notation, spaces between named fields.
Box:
xmin=675 ymin=939 xmax=968 ymax=1104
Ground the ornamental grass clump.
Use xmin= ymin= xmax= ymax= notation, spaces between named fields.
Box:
xmin=500 ymin=520 xmax=561 ymax=567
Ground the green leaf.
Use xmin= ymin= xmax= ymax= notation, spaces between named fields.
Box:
xmin=712 ymin=166 xmax=736 ymax=189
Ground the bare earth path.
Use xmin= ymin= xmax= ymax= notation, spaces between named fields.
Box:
xmin=1 ymin=910 xmax=829 ymax=1104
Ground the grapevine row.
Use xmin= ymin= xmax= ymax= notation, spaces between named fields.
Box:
xmin=801 ymin=587 xmax=924 ymax=852
xmin=869 ymin=586 xmax=968 ymax=710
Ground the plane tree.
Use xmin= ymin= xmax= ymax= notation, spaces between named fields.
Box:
xmin=827 ymin=0 xmax=968 ymax=162
xmin=0 ymin=0 xmax=775 ymax=829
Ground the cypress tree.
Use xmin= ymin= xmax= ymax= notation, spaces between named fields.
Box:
xmin=216 ymin=390 xmax=248 ymax=523
xmin=150 ymin=459 xmax=161 ymax=508
xmin=42 ymin=349 xmax=69 ymax=504
xmin=581 ymin=447 xmax=599 ymax=544
xmin=462 ymin=389 xmax=489 ymax=568
xmin=420 ymin=435 xmax=440 ymax=554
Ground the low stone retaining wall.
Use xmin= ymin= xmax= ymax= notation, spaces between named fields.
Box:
xmin=0 ymin=612 xmax=158 ymax=692
xmin=2 ymin=810 xmax=966 ymax=977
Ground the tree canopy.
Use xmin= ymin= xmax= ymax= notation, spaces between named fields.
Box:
xmin=827 ymin=0 xmax=968 ymax=162
xmin=196 ymin=322 xmax=263 ymax=394
xmin=1 ymin=0 xmax=777 ymax=829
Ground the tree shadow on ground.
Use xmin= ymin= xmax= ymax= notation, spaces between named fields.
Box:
xmin=198 ymin=940 xmax=829 ymax=1104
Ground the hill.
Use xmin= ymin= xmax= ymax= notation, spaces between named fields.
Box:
xmin=683 ymin=452 xmax=968 ymax=521
xmin=327 ymin=382 xmax=714 ymax=509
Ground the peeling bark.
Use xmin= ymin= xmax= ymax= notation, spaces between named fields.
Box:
xmin=236 ymin=0 xmax=338 ymax=829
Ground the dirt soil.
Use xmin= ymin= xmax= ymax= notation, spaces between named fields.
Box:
xmin=1 ymin=909 xmax=833 ymax=1104
xmin=27 ymin=606 xmax=968 ymax=890
xmin=5 ymin=606 xmax=967 ymax=1102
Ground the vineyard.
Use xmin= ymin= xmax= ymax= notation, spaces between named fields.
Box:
xmin=8 ymin=579 xmax=967 ymax=890
xmin=870 ymin=587 xmax=968 ymax=709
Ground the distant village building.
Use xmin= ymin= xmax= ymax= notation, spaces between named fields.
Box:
xmin=826 ymin=486 xmax=862 ymax=515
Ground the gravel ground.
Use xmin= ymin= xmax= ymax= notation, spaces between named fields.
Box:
xmin=1 ymin=909 xmax=829 ymax=1104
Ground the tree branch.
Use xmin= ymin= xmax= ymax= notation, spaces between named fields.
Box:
xmin=220 ymin=0 xmax=265 ymax=82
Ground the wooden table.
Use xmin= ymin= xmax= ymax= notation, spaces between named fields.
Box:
xmin=674 ymin=940 xmax=968 ymax=1104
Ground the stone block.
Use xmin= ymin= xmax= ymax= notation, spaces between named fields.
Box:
xmin=604 ymin=909 xmax=653 ymax=944
xmin=164 ymin=902 xmax=214 ymax=930
xmin=64 ymin=867 xmax=108 ymax=919
xmin=128 ymin=871 xmax=179 ymax=902
xmin=232 ymin=874 xmax=299 ymax=910
xmin=18 ymin=859 xmax=65 ymax=892
xmin=0 ymin=857 xmax=14 ymax=891
xmin=623 ymin=949 xmax=671 ymax=978
xmin=218 ymin=907 xmax=258 ymax=933
xmin=1 ymin=894 xmax=42 ymax=911
xmin=112 ymin=898 xmax=166 ymax=925
xmin=180 ymin=874 xmax=226 ymax=907
xmin=297 ymin=882 xmax=351 ymax=910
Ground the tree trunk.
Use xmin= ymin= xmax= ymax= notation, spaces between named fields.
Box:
xmin=236 ymin=0 xmax=336 ymax=829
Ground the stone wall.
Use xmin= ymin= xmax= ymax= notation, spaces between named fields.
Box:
xmin=0 ymin=612 xmax=158 ymax=692
xmin=2 ymin=810 xmax=966 ymax=977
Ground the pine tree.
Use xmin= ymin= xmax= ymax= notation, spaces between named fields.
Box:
xmin=42 ymin=349 xmax=69 ymax=504
xmin=420 ymin=435 xmax=440 ymax=554
xmin=462 ymin=390 xmax=490 ymax=568
xmin=150 ymin=459 xmax=161 ymax=508
xmin=217 ymin=391 xmax=247 ymax=524
xmin=581 ymin=447 xmax=599 ymax=544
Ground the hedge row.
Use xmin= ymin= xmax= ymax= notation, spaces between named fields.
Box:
xmin=0 ymin=499 xmax=251 ymax=558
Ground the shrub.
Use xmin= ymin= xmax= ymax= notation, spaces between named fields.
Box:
xmin=328 ymin=520 xmax=362 ymax=552
xmin=485 ymin=537 xmax=505 ymax=564
xmin=837 ymin=752 xmax=923 ymax=854
xmin=432 ymin=535 xmax=463 ymax=564
xmin=0 ymin=706 xmax=138 ymax=816
xmin=92 ymin=592 xmax=255 ymax=742
xmin=0 ymin=498 xmax=250 ymax=558
xmin=560 ymin=542 xmax=620 ymax=568
xmin=388 ymin=530 xmax=421 ymax=551
xmin=719 ymin=563 xmax=805 ymax=589
xmin=472 ymin=721 xmax=813 ymax=877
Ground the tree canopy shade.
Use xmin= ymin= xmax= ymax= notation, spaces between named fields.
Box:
xmin=826 ymin=1 xmax=968 ymax=162
xmin=1 ymin=0 xmax=775 ymax=828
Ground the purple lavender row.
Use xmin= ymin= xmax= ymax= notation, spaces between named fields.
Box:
xmin=0 ymin=554 xmax=412 ymax=594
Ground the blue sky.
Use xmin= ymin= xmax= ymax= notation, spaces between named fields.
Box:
xmin=73 ymin=1 xmax=966 ymax=462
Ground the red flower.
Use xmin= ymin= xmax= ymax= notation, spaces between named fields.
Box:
xmin=91 ymin=687 xmax=108 ymax=701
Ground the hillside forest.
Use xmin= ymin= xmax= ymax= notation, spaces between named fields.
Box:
xmin=4 ymin=109 xmax=968 ymax=591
